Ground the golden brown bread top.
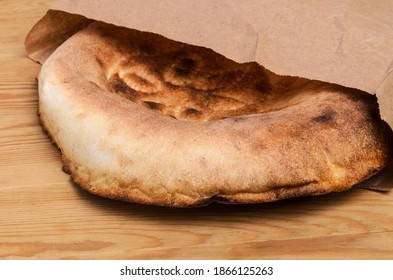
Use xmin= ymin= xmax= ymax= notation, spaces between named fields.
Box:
xmin=37 ymin=21 xmax=393 ymax=206
xmin=95 ymin=24 xmax=367 ymax=123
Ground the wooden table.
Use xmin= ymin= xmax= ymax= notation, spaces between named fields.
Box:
xmin=1 ymin=0 xmax=393 ymax=260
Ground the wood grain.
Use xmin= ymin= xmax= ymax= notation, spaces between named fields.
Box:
xmin=1 ymin=0 xmax=393 ymax=260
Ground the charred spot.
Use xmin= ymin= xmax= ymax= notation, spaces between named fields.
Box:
xmin=111 ymin=75 xmax=139 ymax=101
xmin=95 ymin=57 xmax=104 ymax=68
xmin=312 ymin=109 xmax=336 ymax=123
xmin=272 ymin=180 xmax=319 ymax=200
xmin=181 ymin=58 xmax=196 ymax=68
xmin=62 ymin=164 xmax=71 ymax=175
xmin=313 ymin=114 xmax=332 ymax=123
xmin=233 ymin=116 xmax=247 ymax=122
xmin=193 ymin=198 xmax=213 ymax=207
xmin=115 ymin=82 xmax=139 ymax=100
xmin=237 ymin=63 xmax=272 ymax=93
xmin=254 ymin=79 xmax=272 ymax=93
xmin=115 ymin=81 xmax=129 ymax=93
xmin=192 ymin=195 xmax=233 ymax=207
xmin=346 ymin=92 xmax=367 ymax=103
xmin=339 ymin=87 xmax=375 ymax=103
xmin=210 ymin=195 xmax=233 ymax=204
xmin=183 ymin=108 xmax=202 ymax=116
xmin=111 ymin=74 xmax=129 ymax=92
xmin=174 ymin=58 xmax=196 ymax=77
xmin=365 ymin=107 xmax=381 ymax=122
xmin=174 ymin=67 xmax=189 ymax=77
xmin=138 ymin=41 xmax=156 ymax=54
xmin=143 ymin=101 xmax=165 ymax=110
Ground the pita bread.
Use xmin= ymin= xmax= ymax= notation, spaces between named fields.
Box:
xmin=38 ymin=22 xmax=393 ymax=207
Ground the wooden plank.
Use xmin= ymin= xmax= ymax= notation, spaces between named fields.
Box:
xmin=1 ymin=0 xmax=393 ymax=260
xmin=4 ymin=231 xmax=393 ymax=260
xmin=1 ymin=182 xmax=393 ymax=259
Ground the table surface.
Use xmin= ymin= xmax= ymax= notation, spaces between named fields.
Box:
xmin=1 ymin=0 xmax=393 ymax=260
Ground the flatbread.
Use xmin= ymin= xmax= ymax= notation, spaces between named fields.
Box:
xmin=38 ymin=21 xmax=393 ymax=207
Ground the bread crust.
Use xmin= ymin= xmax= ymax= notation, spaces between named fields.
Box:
xmin=38 ymin=22 xmax=393 ymax=207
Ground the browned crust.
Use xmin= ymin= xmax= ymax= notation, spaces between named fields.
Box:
xmin=37 ymin=21 xmax=393 ymax=207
